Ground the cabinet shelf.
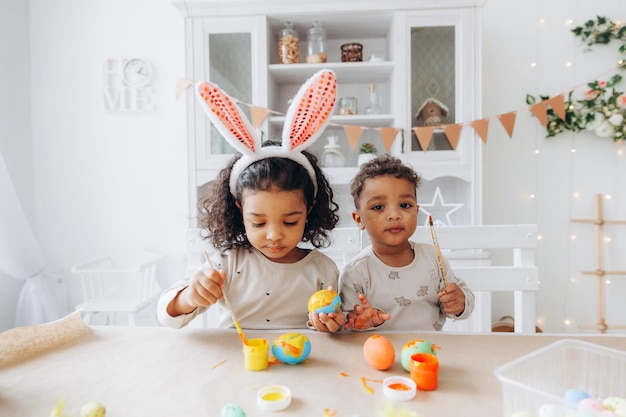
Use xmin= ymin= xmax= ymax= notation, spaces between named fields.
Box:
xmin=269 ymin=114 xmax=395 ymax=128
xmin=268 ymin=61 xmax=393 ymax=84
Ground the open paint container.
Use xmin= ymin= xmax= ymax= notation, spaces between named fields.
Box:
xmin=257 ymin=385 xmax=292 ymax=411
xmin=383 ymin=376 xmax=417 ymax=401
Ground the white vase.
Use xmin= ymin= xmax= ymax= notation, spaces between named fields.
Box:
xmin=358 ymin=153 xmax=377 ymax=166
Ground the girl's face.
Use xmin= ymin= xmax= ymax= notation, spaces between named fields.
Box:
xmin=239 ymin=186 xmax=309 ymax=263
xmin=352 ymin=175 xmax=418 ymax=253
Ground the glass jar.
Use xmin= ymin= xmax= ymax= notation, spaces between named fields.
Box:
xmin=278 ymin=21 xmax=299 ymax=64
xmin=337 ymin=97 xmax=358 ymax=115
xmin=306 ymin=21 xmax=327 ymax=64
xmin=322 ymin=135 xmax=345 ymax=168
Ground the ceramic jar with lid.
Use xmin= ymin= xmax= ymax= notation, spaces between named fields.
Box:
xmin=322 ymin=135 xmax=345 ymax=168
xmin=306 ymin=21 xmax=327 ymax=63
xmin=278 ymin=21 xmax=299 ymax=64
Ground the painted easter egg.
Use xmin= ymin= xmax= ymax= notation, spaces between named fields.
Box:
xmin=400 ymin=339 xmax=438 ymax=372
xmin=221 ymin=403 xmax=246 ymax=417
xmin=271 ymin=332 xmax=311 ymax=364
xmin=80 ymin=402 xmax=106 ymax=417
xmin=307 ymin=289 xmax=341 ymax=314
xmin=363 ymin=334 xmax=395 ymax=370
xmin=604 ymin=397 xmax=626 ymax=417
xmin=565 ymin=389 xmax=592 ymax=408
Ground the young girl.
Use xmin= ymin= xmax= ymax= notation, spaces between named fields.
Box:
xmin=157 ymin=70 xmax=345 ymax=332
xmin=340 ymin=155 xmax=475 ymax=331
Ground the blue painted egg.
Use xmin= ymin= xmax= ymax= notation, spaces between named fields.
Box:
xmin=221 ymin=404 xmax=246 ymax=417
xmin=271 ymin=332 xmax=311 ymax=364
xmin=400 ymin=339 xmax=439 ymax=372
xmin=307 ymin=289 xmax=341 ymax=314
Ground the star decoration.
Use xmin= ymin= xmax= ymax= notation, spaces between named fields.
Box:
xmin=419 ymin=186 xmax=464 ymax=226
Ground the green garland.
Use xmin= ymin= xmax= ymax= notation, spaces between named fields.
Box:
xmin=527 ymin=16 xmax=626 ymax=143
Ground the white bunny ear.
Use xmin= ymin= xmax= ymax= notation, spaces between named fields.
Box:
xmin=282 ymin=69 xmax=337 ymax=152
xmin=196 ymin=81 xmax=262 ymax=155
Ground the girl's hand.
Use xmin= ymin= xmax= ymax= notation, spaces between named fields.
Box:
xmin=438 ymin=283 xmax=466 ymax=316
xmin=344 ymin=294 xmax=391 ymax=330
xmin=308 ymin=310 xmax=346 ymax=333
xmin=168 ymin=265 xmax=226 ymax=316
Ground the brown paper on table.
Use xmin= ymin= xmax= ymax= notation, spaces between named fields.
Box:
xmin=0 ymin=311 xmax=91 ymax=368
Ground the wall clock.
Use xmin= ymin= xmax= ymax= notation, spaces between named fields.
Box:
xmin=122 ymin=58 xmax=153 ymax=87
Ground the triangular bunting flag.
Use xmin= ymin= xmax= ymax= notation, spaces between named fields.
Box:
xmin=379 ymin=127 xmax=399 ymax=153
xmin=443 ymin=123 xmax=462 ymax=150
xmin=250 ymin=106 xmax=271 ymax=129
xmin=471 ymin=118 xmax=489 ymax=144
xmin=529 ymin=100 xmax=549 ymax=127
xmin=413 ymin=126 xmax=435 ymax=152
xmin=547 ymin=95 xmax=566 ymax=121
xmin=344 ymin=125 xmax=364 ymax=150
xmin=497 ymin=111 xmax=517 ymax=139
xmin=175 ymin=78 xmax=193 ymax=101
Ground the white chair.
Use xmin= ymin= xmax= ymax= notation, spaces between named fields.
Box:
xmin=186 ymin=225 xmax=539 ymax=332
xmin=356 ymin=224 xmax=539 ymax=333
xmin=71 ymin=254 xmax=163 ymax=326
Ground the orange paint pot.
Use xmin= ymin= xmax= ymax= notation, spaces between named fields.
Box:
xmin=409 ymin=353 xmax=439 ymax=391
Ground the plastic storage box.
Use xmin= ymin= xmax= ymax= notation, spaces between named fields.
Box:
xmin=494 ymin=339 xmax=626 ymax=416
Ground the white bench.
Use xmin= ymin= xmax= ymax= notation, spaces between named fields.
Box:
xmin=186 ymin=224 xmax=539 ymax=333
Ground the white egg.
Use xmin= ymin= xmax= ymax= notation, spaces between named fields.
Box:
xmin=603 ymin=397 xmax=626 ymax=417
xmin=539 ymin=403 xmax=565 ymax=417
xmin=80 ymin=402 xmax=106 ymax=417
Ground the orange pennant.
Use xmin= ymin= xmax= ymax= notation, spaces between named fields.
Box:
xmin=497 ymin=111 xmax=517 ymax=139
xmin=413 ymin=126 xmax=435 ymax=152
xmin=175 ymin=78 xmax=193 ymax=101
xmin=344 ymin=125 xmax=364 ymax=150
xmin=529 ymin=100 xmax=549 ymax=127
xmin=250 ymin=106 xmax=271 ymax=129
xmin=443 ymin=124 xmax=462 ymax=150
xmin=470 ymin=118 xmax=489 ymax=144
xmin=378 ymin=127 xmax=399 ymax=153
xmin=547 ymin=95 xmax=566 ymax=121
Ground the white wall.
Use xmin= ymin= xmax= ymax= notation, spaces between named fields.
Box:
xmin=482 ymin=0 xmax=626 ymax=333
xmin=26 ymin=0 xmax=189 ymax=327
xmin=1 ymin=0 xmax=625 ymax=333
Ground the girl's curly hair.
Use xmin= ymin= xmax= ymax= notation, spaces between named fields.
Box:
xmin=350 ymin=154 xmax=422 ymax=209
xmin=198 ymin=141 xmax=339 ymax=250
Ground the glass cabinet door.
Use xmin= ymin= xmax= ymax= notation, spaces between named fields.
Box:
xmin=190 ymin=16 xmax=267 ymax=171
xmin=403 ymin=9 xmax=482 ymax=225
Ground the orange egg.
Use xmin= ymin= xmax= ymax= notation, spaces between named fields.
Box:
xmin=363 ymin=334 xmax=395 ymax=370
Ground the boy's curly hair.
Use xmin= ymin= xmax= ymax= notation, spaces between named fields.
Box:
xmin=350 ymin=154 xmax=422 ymax=209
xmin=198 ymin=140 xmax=339 ymax=250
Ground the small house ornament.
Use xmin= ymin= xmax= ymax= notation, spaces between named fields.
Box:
xmin=416 ymin=98 xmax=449 ymax=126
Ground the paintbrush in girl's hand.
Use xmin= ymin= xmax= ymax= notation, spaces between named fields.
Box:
xmin=202 ymin=251 xmax=248 ymax=345
xmin=428 ymin=215 xmax=448 ymax=288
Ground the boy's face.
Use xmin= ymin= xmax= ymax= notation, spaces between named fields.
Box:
xmin=352 ymin=175 xmax=418 ymax=251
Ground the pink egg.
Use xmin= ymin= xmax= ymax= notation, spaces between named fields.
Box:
xmin=578 ymin=398 xmax=605 ymax=413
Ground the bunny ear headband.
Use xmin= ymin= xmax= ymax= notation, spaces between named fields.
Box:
xmin=195 ymin=69 xmax=337 ymax=198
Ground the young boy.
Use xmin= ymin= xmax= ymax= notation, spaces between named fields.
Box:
xmin=340 ymin=154 xmax=474 ymax=331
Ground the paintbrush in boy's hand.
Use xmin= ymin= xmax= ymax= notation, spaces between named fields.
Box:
xmin=428 ymin=215 xmax=448 ymax=288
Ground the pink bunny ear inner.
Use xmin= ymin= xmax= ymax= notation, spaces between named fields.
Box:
xmin=197 ymin=82 xmax=257 ymax=152
xmin=286 ymin=70 xmax=336 ymax=149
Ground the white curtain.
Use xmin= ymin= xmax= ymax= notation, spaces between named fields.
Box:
xmin=0 ymin=152 xmax=60 ymax=326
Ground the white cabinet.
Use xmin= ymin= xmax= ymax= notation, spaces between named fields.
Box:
xmin=174 ymin=0 xmax=485 ymax=226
